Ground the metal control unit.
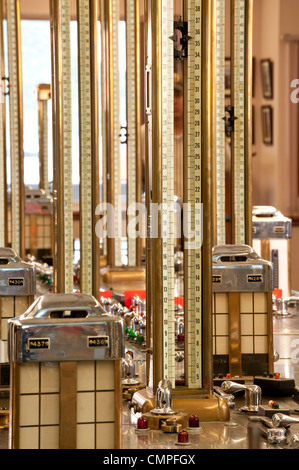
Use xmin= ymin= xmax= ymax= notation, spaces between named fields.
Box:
xmin=24 ymin=188 xmax=54 ymax=261
xmin=212 ymin=244 xmax=273 ymax=378
xmin=0 ymin=247 xmax=35 ymax=385
xmin=252 ymin=206 xmax=292 ymax=296
xmin=8 ymin=188 xmax=54 ymax=261
xmin=8 ymin=293 xmax=124 ymax=449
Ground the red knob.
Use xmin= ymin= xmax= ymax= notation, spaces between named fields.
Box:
xmin=178 ymin=430 xmax=189 ymax=444
xmin=188 ymin=415 xmax=200 ymax=428
xmin=137 ymin=417 xmax=148 ymax=430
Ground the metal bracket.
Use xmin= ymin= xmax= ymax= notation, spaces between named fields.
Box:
xmin=119 ymin=125 xmax=128 ymax=144
xmin=223 ymin=105 xmax=237 ymax=137
xmin=170 ymin=19 xmax=191 ymax=60
xmin=1 ymin=77 xmax=9 ymax=96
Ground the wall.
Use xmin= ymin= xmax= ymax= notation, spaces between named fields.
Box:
xmin=252 ymin=0 xmax=299 ymax=291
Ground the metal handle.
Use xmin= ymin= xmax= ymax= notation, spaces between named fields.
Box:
xmin=221 ymin=381 xmax=261 ymax=412
xmin=272 ymin=413 xmax=299 ymax=428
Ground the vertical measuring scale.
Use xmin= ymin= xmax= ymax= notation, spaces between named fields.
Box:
xmin=126 ymin=0 xmax=137 ymax=267
xmin=6 ymin=0 xmax=24 ymax=258
xmin=215 ymin=0 xmax=226 ymax=246
xmin=0 ymin=1 xmax=7 ymax=247
xmin=149 ymin=0 xmax=175 ymax=390
xmin=111 ymin=0 xmax=122 ymax=267
xmin=161 ymin=0 xmax=175 ymax=385
xmin=231 ymin=0 xmax=245 ymax=245
xmin=126 ymin=0 xmax=142 ymax=268
xmin=78 ymin=0 xmax=93 ymax=295
xmin=184 ymin=0 xmax=203 ymax=389
xmin=77 ymin=0 xmax=100 ymax=298
xmin=100 ymin=0 xmax=108 ymax=260
xmin=50 ymin=0 xmax=73 ymax=293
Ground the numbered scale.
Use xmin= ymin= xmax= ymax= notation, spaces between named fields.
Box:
xmin=141 ymin=0 xmax=218 ymax=413
xmin=230 ymin=0 xmax=252 ymax=245
xmin=126 ymin=0 xmax=142 ymax=268
xmin=6 ymin=0 xmax=25 ymax=258
xmin=0 ymin=1 xmax=7 ymax=248
xmin=77 ymin=0 xmax=100 ymax=297
xmin=100 ymin=0 xmax=145 ymax=295
xmin=215 ymin=0 xmax=226 ymax=246
xmin=49 ymin=0 xmax=73 ymax=293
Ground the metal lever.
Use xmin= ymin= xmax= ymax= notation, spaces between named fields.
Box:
xmin=221 ymin=381 xmax=262 ymax=412
xmin=213 ymin=386 xmax=235 ymax=408
xmin=272 ymin=413 xmax=299 ymax=428
xmin=249 ymin=417 xmax=287 ymax=445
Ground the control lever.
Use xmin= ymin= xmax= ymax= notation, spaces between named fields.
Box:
xmin=221 ymin=381 xmax=261 ymax=412
xmin=248 ymin=416 xmax=287 ymax=445
xmin=272 ymin=413 xmax=299 ymax=428
xmin=259 ymin=425 xmax=287 ymax=445
xmin=213 ymin=386 xmax=235 ymax=408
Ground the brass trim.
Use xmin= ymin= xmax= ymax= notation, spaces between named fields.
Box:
xmin=261 ymin=239 xmax=270 ymax=261
xmin=244 ymin=0 xmax=253 ymax=246
xmin=114 ymin=360 xmax=122 ymax=449
xmin=172 ymin=396 xmax=230 ymax=422
xmin=59 ymin=361 xmax=77 ymax=449
xmin=0 ymin=0 xmax=8 ymax=247
xmin=228 ymin=292 xmax=242 ymax=377
xmin=267 ymin=291 xmax=274 ymax=375
xmin=90 ymin=0 xmax=101 ymax=300
xmin=107 ymin=0 xmax=115 ymax=267
xmin=201 ymin=0 xmax=214 ymax=393
xmin=151 ymin=0 xmax=163 ymax=392
xmin=9 ymin=363 xmax=20 ymax=449
xmin=16 ymin=0 xmax=25 ymax=260
xmin=288 ymin=238 xmax=291 ymax=296
xmin=144 ymin=0 xmax=152 ymax=389
xmin=135 ymin=0 xmax=142 ymax=267
xmin=49 ymin=0 xmax=65 ymax=293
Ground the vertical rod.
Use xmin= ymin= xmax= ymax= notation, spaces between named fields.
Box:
xmin=145 ymin=0 xmax=153 ymax=388
xmin=201 ymin=0 xmax=214 ymax=392
xmin=6 ymin=0 xmax=25 ymax=258
xmin=38 ymin=98 xmax=45 ymax=190
xmin=107 ymin=0 xmax=115 ymax=267
xmin=90 ymin=0 xmax=100 ymax=300
xmin=135 ymin=0 xmax=142 ymax=266
xmin=0 ymin=0 xmax=7 ymax=247
xmin=49 ymin=0 xmax=73 ymax=293
xmin=37 ymin=84 xmax=51 ymax=195
xmin=151 ymin=0 xmax=164 ymax=391
xmin=244 ymin=0 xmax=253 ymax=246
xmin=100 ymin=0 xmax=108 ymax=259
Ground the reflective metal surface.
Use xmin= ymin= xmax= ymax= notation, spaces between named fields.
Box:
xmin=212 ymin=244 xmax=273 ymax=293
xmin=0 ymin=247 xmax=36 ymax=295
xmin=8 ymin=293 xmax=124 ymax=362
xmin=221 ymin=381 xmax=262 ymax=412
xmin=252 ymin=206 xmax=292 ymax=239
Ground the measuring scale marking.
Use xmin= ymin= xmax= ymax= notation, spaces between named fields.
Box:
xmin=185 ymin=0 xmax=202 ymax=388
xmin=126 ymin=0 xmax=137 ymax=267
xmin=78 ymin=0 xmax=93 ymax=294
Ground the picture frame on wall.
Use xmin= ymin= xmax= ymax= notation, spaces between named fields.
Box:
xmin=261 ymin=59 xmax=273 ymax=99
xmin=261 ymin=105 xmax=273 ymax=145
